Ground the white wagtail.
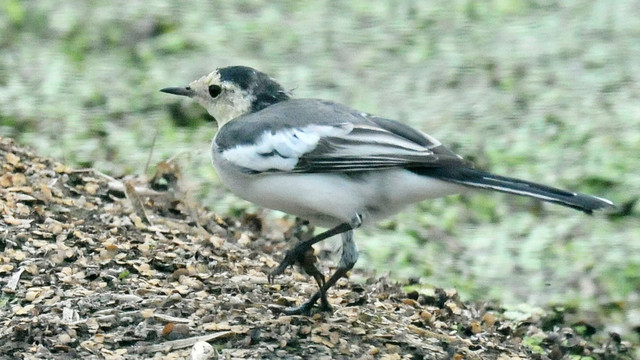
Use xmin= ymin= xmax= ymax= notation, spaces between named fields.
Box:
xmin=161 ymin=65 xmax=614 ymax=314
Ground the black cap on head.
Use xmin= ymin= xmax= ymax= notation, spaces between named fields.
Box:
xmin=218 ymin=66 xmax=290 ymax=112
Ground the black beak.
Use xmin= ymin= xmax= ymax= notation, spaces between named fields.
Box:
xmin=160 ymin=86 xmax=195 ymax=97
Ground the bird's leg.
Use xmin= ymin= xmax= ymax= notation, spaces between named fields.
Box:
xmin=268 ymin=214 xmax=362 ymax=315
xmin=290 ymin=220 xmax=325 ymax=288
xmin=278 ymin=230 xmax=359 ymax=315
xmin=299 ymin=247 xmax=325 ymax=289
xmin=268 ymin=217 xmax=358 ymax=282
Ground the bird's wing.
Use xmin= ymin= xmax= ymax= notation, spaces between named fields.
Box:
xmin=218 ymin=111 xmax=465 ymax=174
xmin=215 ymin=99 xmax=464 ymax=173
xmin=292 ymin=117 xmax=465 ymax=173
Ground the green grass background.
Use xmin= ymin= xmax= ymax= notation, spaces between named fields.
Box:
xmin=1 ymin=0 xmax=639 ymax=340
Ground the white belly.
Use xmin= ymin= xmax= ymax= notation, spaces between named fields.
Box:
xmin=212 ymin=150 xmax=464 ymax=227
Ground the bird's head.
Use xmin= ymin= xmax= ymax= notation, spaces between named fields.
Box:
xmin=161 ymin=66 xmax=290 ymax=125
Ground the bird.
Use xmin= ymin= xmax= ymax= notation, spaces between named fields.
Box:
xmin=161 ymin=65 xmax=614 ymax=315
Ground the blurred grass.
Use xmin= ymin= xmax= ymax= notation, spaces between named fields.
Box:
xmin=1 ymin=0 xmax=640 ymax=338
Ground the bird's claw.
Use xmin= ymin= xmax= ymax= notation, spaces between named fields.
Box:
xmin=269 ymin=303 xmax=314 ymax=316
xmin=268 ymin=249 xmax=298 ymax=283
xmin=268 ymin=293 xmax=332 ymax=316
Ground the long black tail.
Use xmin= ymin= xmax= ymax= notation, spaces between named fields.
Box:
xmin=413 ymin=167 xmax=614 ymax=214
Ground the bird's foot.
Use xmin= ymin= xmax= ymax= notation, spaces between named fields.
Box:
xmin=268 ymin=246 xmax=318 ymax=283
xmin=269 ymin=290 xmax=331 ymax=316
xmin=298 ymin=248 xmax=326 ymax=288
xmin=268 ymin=249 xmax=299 ymax=283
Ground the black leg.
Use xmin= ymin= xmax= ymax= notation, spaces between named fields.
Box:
xmin=278 ymin=264 xmax=352 ymax=315
xmin=270 ymin=229 xmax=360 ymax=315
xmin=268 ymin=221 xmax=354 ymax=282
xmin=299 ymin=247 xmax=325 ymax=290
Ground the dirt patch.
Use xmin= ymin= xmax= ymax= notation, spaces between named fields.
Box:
xmin=0 ymin=137 xmax=633 ymax=359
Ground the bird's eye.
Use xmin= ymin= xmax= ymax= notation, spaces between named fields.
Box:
xmin=208 ymin=84 xmax=222 ymax=98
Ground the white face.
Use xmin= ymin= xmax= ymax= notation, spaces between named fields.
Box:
xmin=188 ymin=70 xmax=255 ymax=126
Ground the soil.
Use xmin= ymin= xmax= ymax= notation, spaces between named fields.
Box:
xmin=0 ymin=137 xmax=633 ymax=359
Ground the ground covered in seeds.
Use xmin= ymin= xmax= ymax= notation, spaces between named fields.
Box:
xmin=0 ymin=136 xmax=634 ymax=359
